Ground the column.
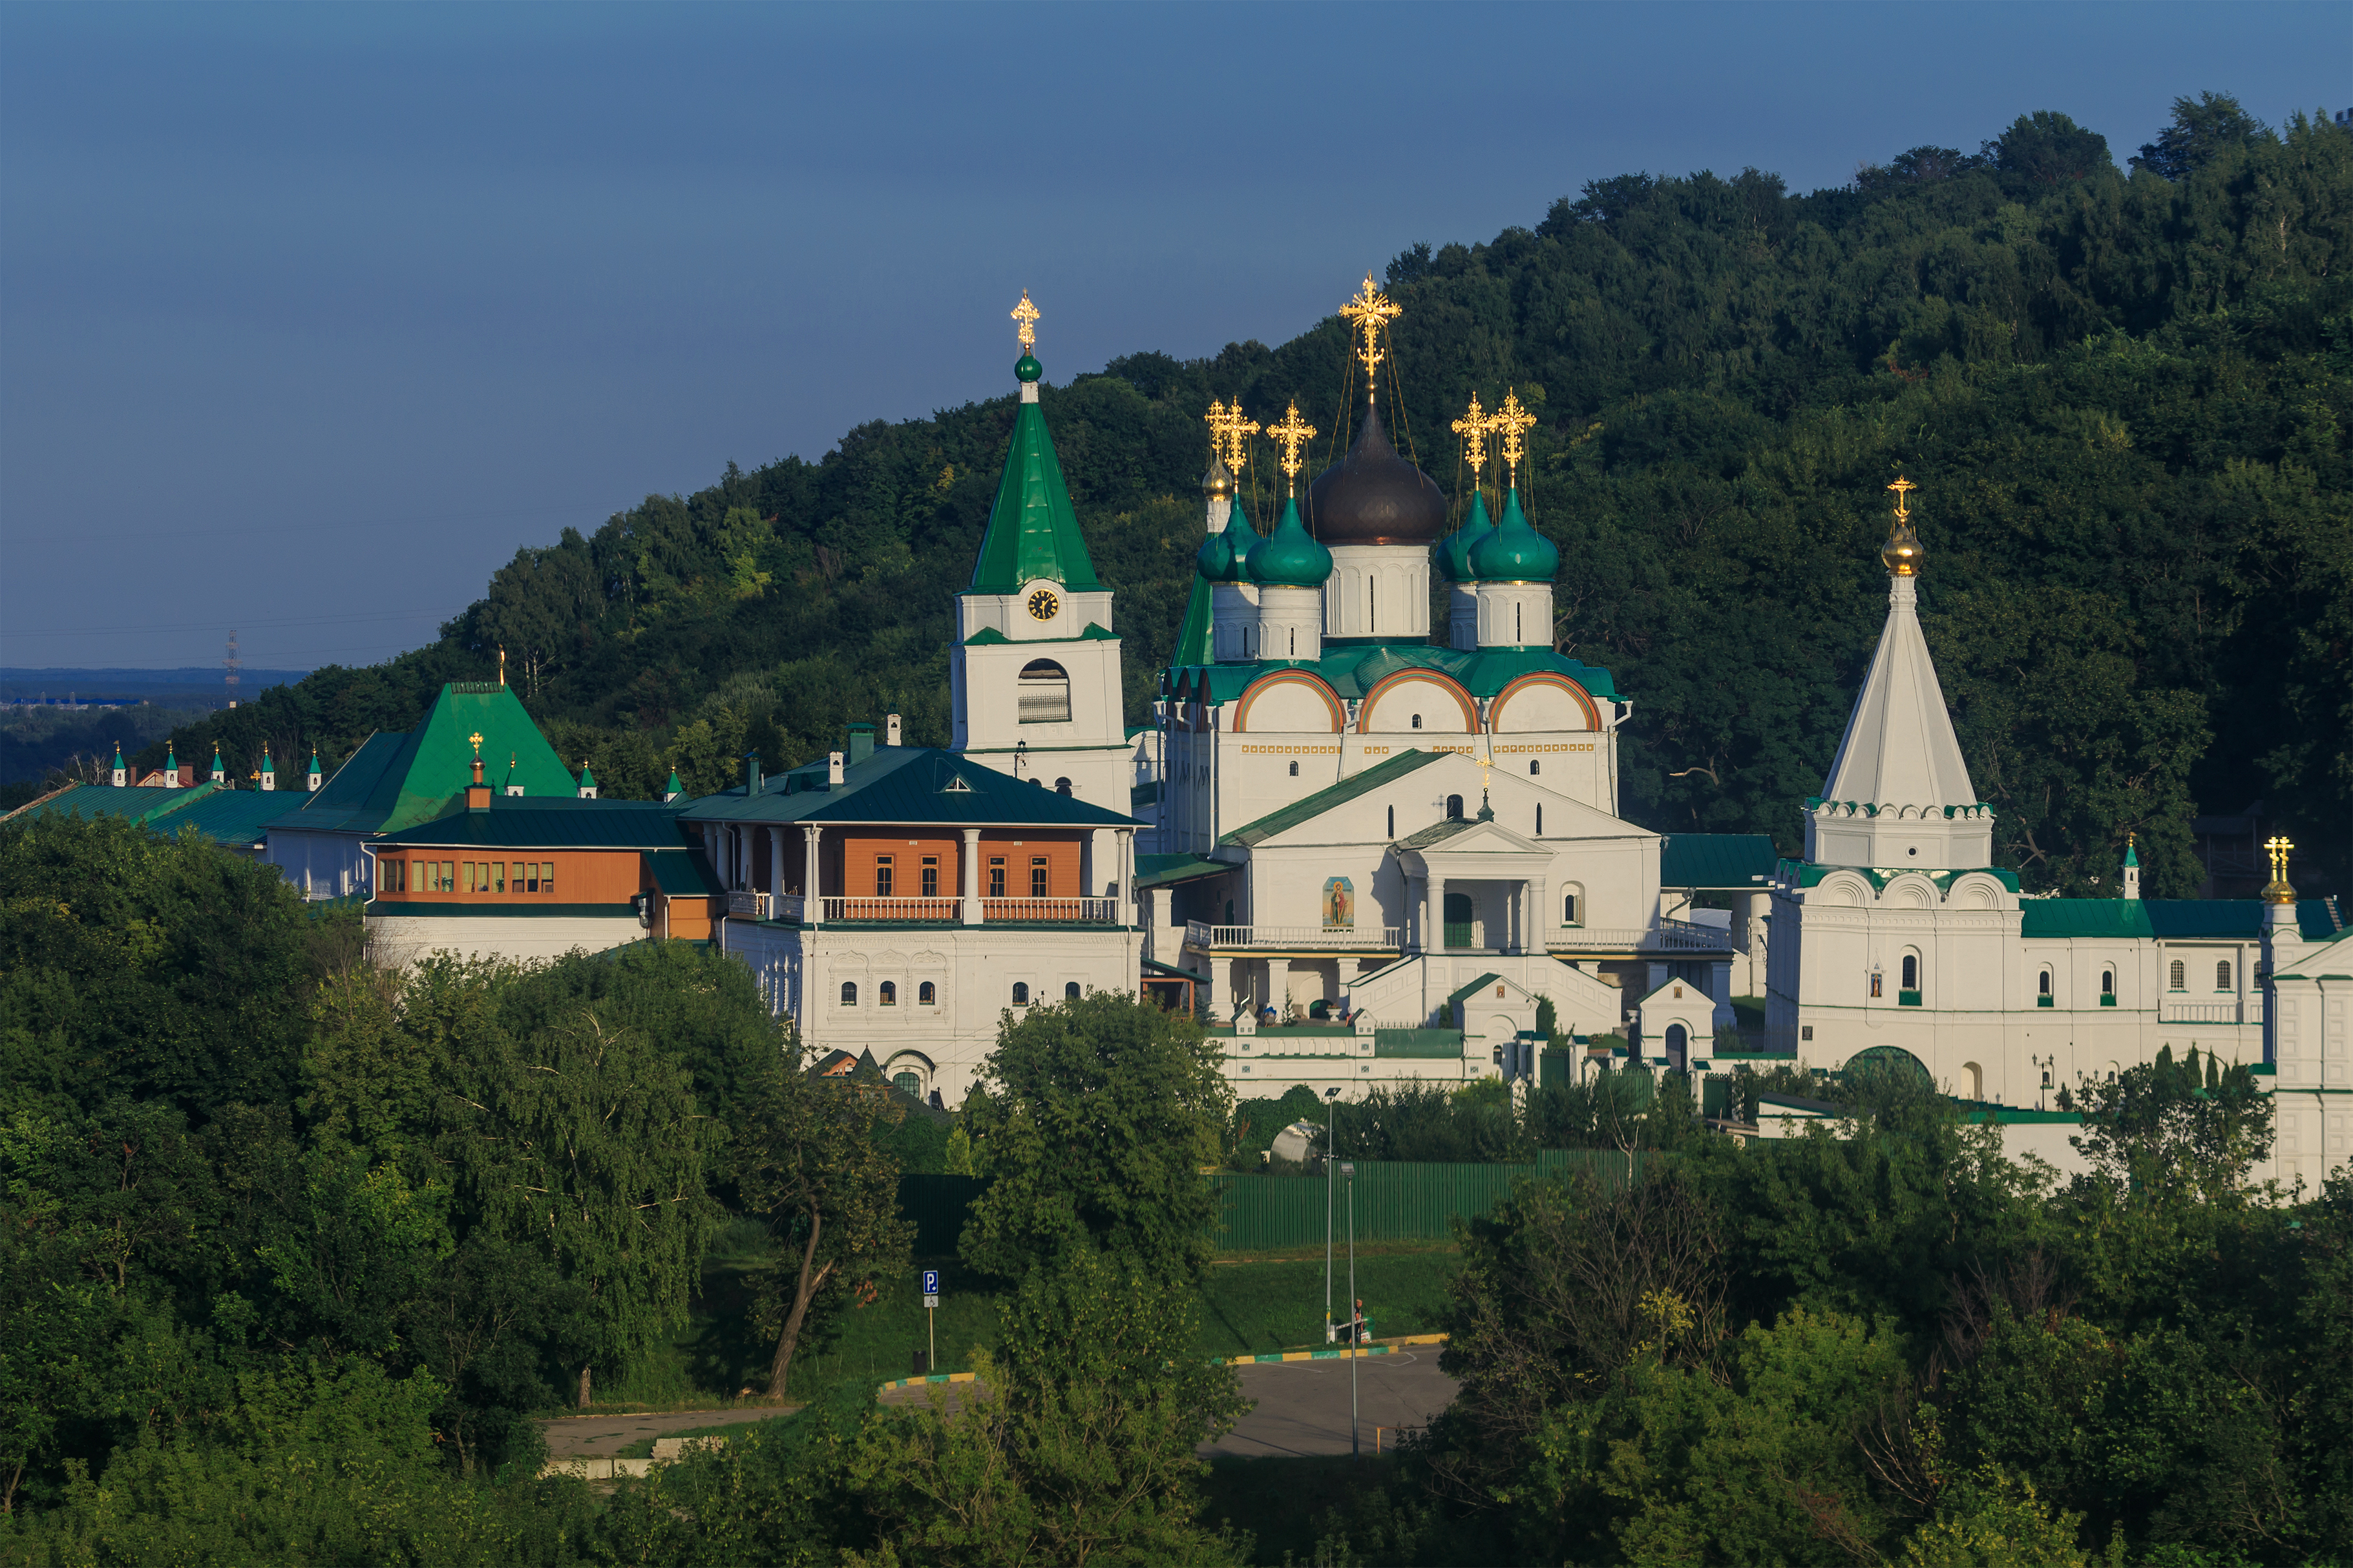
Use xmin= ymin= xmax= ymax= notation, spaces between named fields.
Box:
xmin=1709 ymin=959 xmax=1736 ymax=1032
xmin=770 ymin=830 xmax=785 ymax=912
xmin=1530 ymin=878 xmax=1549 ymax=957
xmin=1267 ymin=957 xmax=1291 ymax=1021
xmin=960 ymin=828 xmax=983 ymax=925
xmin=1430 ymin=876 xmax=1447 ymax=952
xmin=803 ymin=825 xmax=822 ymax=921
xmin=1209 ymin=954 xmax=1233 ymax=1019
xmin=1408 ymin=874 xmax=1428 ymax=951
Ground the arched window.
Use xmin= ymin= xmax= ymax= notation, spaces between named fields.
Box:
xmin=2169 ymin=959 xmax=2186 ymax=990
xmin=2217 ymin=959 xmax=2233 ymax=990
xmin=1386 ymin=805 xmax=1394 ymax=838
xmin=918 ymin=981 xmax=936 ymax=1005
xmin=840 ymin=982 xmax=858 ymax=1006
xmin=1535 ymin=803 xmax=1544 ymax=835
xmin=1410 ymin=713 xmax=1422 ymax=729
xmin=1901 ymin=954 xmax=1918 ymax=990
xmin=1562 ymin=890 xmax=1580 ymax=925
xmin=879 ymin=981 xmax=897 ymax=1007
xmin=1529 ymin=759 xmax=1541 ymax=775
xmin=1446 ymin=794 xmax=1464 ymax=821
xmin=892 ymin=1071 xmax=921 ymax=1098
xmin=1663 ymin=1023 xmax=1688 ymax=1071
xmin=1287 ymin=760 xmax=1299 ymax=777
xmin=1054 ymin=777 xmax=1071 ymax=795
xmin=1064 ymin=981 xmax=1081 ymax=1000
xmin=2038 ymin=970 xmax=2052 ymax=996
xmin=1018 ymin=660 xmax=1071 ymax=724
xmin=2101 ymin=969 xmax=2115 ymax=996
xmin=1011 ymin=982 xmax=1030 ymax=1005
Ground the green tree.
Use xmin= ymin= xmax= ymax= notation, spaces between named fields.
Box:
xmin=2132 ymin=92 xmax=2269 ymax=181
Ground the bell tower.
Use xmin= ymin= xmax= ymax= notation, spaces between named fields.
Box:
xmin=949 ymin=292 xmax=1132 ymax=810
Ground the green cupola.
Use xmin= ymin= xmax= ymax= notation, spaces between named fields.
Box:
xmin=1467 ymin=486 xmax=1558 ymax=583
xmin=1435 ymin=489 xmax=1496 ymax=583
xmin=966 ymin=348 xmax=1104 ymax=596
xmin=1247 ymin=496 xmax=1335 ymax=587
xmin=1198 ymin=496 xmax=1263 ymax=585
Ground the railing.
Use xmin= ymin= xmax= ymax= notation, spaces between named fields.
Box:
xmin=1017 ymin=694 xmax=1071 ymax=724
xmin=823 ymin=896 xmax=962 ymax=923
xmin=726 ymin=891 xmax=768 ymax=919
xmin=2160 ymin=999 xmax=2261 ymax=1024
xmin=1186 ymin=921 xmax=1407 ymax=950
xmin=986 ymin=897 xmax=1118 ymax=923
xmin=1550 ymin=919 xmax=1735 ymax=955
xmin=774 ymin=893 xmax=806 ymax=923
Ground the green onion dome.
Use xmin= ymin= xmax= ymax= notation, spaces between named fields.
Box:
xmin=1197 ymin=496 xmax=1263 ymax=583
xmin=1246 ymin=496 xmax=1335 ymax=587
xmin=1433 ymin=489 xmax=1495 ymax=583
xmin=1467 ymin=486 xmax=1558 ymax=583
xmin=1015 ymin=353 xmax=1042 ymax=383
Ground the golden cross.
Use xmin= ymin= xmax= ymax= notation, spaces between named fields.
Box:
xmin=1205 ymin=398 xmax=1258 ymax=476
xmin=1010 ymin=290 xmax=1041 ymax=351
xmin=1265 ymin=400 xmax=1317 ymax=492
xmin=1493 ymin=390 xmax=1537 ymax=485
xmin=2266 ymin=835 xmax=2295 ymax=880
xmin=1888 ymin=476 xmax=1917 ymax=522
xmin=469 ymin=731 xmax=483 ymax=758
xmin=1452 ymin=392 xmax=1495 ymax=477
xmin=1338 ymin=274 xmax=1402 ymax=399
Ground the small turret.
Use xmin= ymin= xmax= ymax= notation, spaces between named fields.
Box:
xmin=306 ymin=749 xmax=323 ymax=793
xmin=1205 ymin=497 xmax=1265 ymax=662
xmin=209 ymin=743 xmax=226 ymax=786
xmin=504 ymin=753 xmax=524 ymax=797
xmin=576 ymin=760 xmax=597 ymax=800
xmin=2122 ymin=835 xmax=2141 ymax=901
xmin=110 ymin=744 xmax=127 ymax=788
xmin=259 ymin=746 xmax=275 ymax=792
xmin=1245 ymin=497 xmax=1333 ymax=664
xmin=663 ymin=767 xmax=684 ymax=804
xmin=1437 ymin=490 xmax=1495 ymax=650
xmin=163 ymin=743 xmax=180 ymax=789
xmin=1471 ymin=488 xmax=1557 ymax=649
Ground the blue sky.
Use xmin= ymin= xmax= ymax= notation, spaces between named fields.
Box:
xmin=3 ymin=1 xmax=2345 ymax=671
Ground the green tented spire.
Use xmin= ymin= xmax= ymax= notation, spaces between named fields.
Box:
xmin=259 ymin=747 xmax=273 ymax=775
xmin=164 ymin=742 xmax=178 ymax=770
xmin=578 ymin=760 xmax=596 ymax=788
xmin=966 ymin=355 xmax=1104 ymax=595
xmin=1171 ymin=572 xmax=1214 ymax=667
xmin=664 ymin=766 xmax=685 ymax=802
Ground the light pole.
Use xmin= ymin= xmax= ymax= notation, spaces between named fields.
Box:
xmin=1341 ymin=1159 xmax=1359 ymax=1457
xmin=1324 ymin=1087 xmax=1340 ymax=1343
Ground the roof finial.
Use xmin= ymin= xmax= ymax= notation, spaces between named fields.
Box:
xmin=1338 ymin=274 xmax=1402 ymax=406
xmin=1452 ymin=392 xmax=1494 ymax=482
xmin=1266 ymin=400 xmax=1318 ymax=496
xmin=1205 ymin=398 xmax=1258 ymax=478
xmin=1881 ymin=476 xmax=1925 ymax=576
xmin=498 ymin=645 xmax=507 ymax=687
xmin=1493 ymin=390 xmax=1536 ymax=488
xmin=1011 ymin=289 xmax=1040 ymax=351
xmin=2263 ymin=835 xmax=2297 ymax=904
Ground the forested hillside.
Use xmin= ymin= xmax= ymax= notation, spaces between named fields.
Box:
xmin=126 ymin=98 xmax=2351 ymax=897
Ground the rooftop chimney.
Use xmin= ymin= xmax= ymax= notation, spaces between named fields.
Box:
xmin=827 ymin=751 xmax=845 ymax=787
xmin=847 ymin=723 xmax=876 ymax=766
xmin=744 ymin=751 xmax=762 ymax=795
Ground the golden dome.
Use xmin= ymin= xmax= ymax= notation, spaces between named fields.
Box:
xmin=1881 ymin=476 xmax=1924 ymax=576
xmin=1202 ymin=454 xmax=1235 ymax=497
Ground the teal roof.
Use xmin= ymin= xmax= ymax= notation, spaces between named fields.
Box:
xmin=679 ymin=745 xmax=1137 ymax=828
xmin=1171 ymin=572 xmax=1214 ymax=667
xmin=1434 ymin=490 xmax=1493 ymax=584
xmin=374 ymin=797 xmax=693 ymax=849
xmin=1659 ymin=833 xmax=1778 ymax=889
xmin=1220 ymin=751 xmax=1448 ymax=848
xmin=1198 ymin=497 xmax=1262 ymax=585
xmin=648 ymin=848 xmax=724 ymax=895
xmin=1133 ymin=853 xmax=1229 ymax=890
xmin=6 ymin=782 xmax=220 ymax=827
xmin=2020 ymin=899 xmax=2158 ymax=939
xmin=262 ymin=685 xmax=576 ymax=838
xmin=1373 ymin=1029 xmax=1462 ymax=1060
xmin=1167 ymin=640 xmax=1621 ymax=706
xmin=1446 ymin=972 xmax=1506 ymax=1008
xmin=1468 ymin=486 xmax=1558 ymax=585
xmin=967 ymin=372 xmax=1103 ymax=595
xmin=1245 ymin=496 xmax=1333 ymax=587
xmin=156 ymin=789 xmax=297 ymax=848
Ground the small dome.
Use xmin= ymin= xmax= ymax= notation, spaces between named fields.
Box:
xmin=1433 ymin=489 xmax=1495 ymax=583
xmin=1015 ymin=353 xmax=1043 ymax=384
xmin=1247 ymin=497 xmax=1335 ymax=587
xmin=1197 ymin=496 xmax=1263 ymax=583
xmin=1881 ymin=519 xmax=1923 ymax=576
xmin=1202 ymin=454 xmax=1235 ymax=497
xmin=1468 ymin=488 xmax=1558 ymax=583
xmin=1305 ymin=402 xmax=1449 ymax=546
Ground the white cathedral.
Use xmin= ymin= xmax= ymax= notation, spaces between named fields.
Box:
xmin=529 ymin=282 xmax=2353 ymax=1190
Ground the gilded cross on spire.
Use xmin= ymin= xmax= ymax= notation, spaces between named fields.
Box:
xmin=469 ymin=731 xmax=484 ymax=758
xmin=1452 ymin=392 xmax=1495 ymax=477
xmin=1338 ymin=274 xmax=1402 ymax=402
xmin=1010 ymin=290 xmax=1041 ymax=351
xmin=1888 ymin=475 xmax=1917 ymax=522
xmin=1493 ymin=390 xmax=1537 ymax=486
xmin=1205 ymin=398 xmax=1258 ymax=477
xmin=1266 ymin=400 xmax=1317 ymax=493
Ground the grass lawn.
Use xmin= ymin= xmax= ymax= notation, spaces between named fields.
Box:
xmin=604 ymin=1222 xmax=1462 ymax=1408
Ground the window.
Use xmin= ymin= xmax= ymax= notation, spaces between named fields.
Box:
xmin=2217 ymin=959 xmax=2233 ymax=990
xmin=2102 ymin=970 xmax=2115 ymax=995
xmin=1012 ymin=982 xmax=1030 ymax=1005
xmin=920 ymin=857 xmax=939 ymax=898
xmin=1410 ymin=713 xmax=1422 ymax=729
xmin=841 ymin=982 xmax=858 ymax=1006
xmin=1030 ymin=857 xmax=1048 ymax=898
xmin=1563 ymin=890 xmax=1579 ymax=925
xmin=2169 ymin=959 xmax=2186 ymax=990
xmin=1530 ymin=759 xmax=1541 ymax=775
xmin=1386 ymin=806 xmax=1394 ymax=838
xmin=2038 ymin=970 xmax=2052 ymax=996
xmin=2038 ymin=969 xmax=2053 ymax=1006
xmin=892 ymin=1071 xmax=920 ymax=1098
xmin=464 ymin=861 xmax=476 ymax=893
xmin=1065 ymin=981 xmax=1081 ymax=1000
xmin=1055 ymin=777 xmax=1071 ymax=795
xmin=1901 ymin=955 xmax=1917 ymax=990
xmin=542 ymin=862 xmax=554 ymax=894
xmin=1288 ymin=760 xmax=1299 ymax=777
xmin=1535 ymin=804 xmax=1543 ymax=835
xmin=1446 ymin=794 xmax=1464 ymax=821
xmin=1018 ymin=660 xmax=1071 ymax=724
xmin=879 ymin=981 xmax=897 ymax=1006
xmin=989 ymin=857 xmax=1006 ymax=898
xmin=918 ymin=981 xmax=936 ymax=1005
xmin=441 ymin=861 xmax=455 ymax=892
xmin=876 ymin=855 xmax=894 ymax=897
xmin=493 ymin=861 xmax=505 ymax=894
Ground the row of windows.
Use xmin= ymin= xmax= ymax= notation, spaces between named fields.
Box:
xmin=872 ymin=855 xmax=1052 ymax=898
xmin=2171 ymin=959 xmax=2235 ymax=990
xmin=839 ymin=979 xmax=1083 ymax=1007
xmin=381 ymin=859 xmax=555 ymax=894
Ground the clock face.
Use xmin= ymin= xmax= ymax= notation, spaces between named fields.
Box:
xmin=1026 ymin=587 xmax=1060 ymax=622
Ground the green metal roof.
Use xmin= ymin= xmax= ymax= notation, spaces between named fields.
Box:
xmin=1134 ymin=853 xmax=1230 ymax=890
xmin=1659 ymin=833 xmax=1779 ymax=889
xmin=158 ymin=789 xmax=301 ymax=847
xmin=647 ymin=848 xmax=723 ymax=895
xmin=2144 ymin=899 xmax=2268 ymax=940
xmin=1446 ymin=972 xmax=1506 ymax=1008
xmin=1375 ymin=1028 xmax=1464 ymax=1059
xmin=1166 ymin=640 xmax=1621 ymax=705
xmin=1219 ymin=751 xmax=1448 ymax=848
xmin=966 ymin=390 xmax=1103 ymax=595
xmin=1171 ymin=572 xmax=1214 ymax=668
xmin=264 ymin=686 xmax=576 ymax=839
xmin=2019 ymin=899 xmax=2158 ymax=939
xmin=1394 ymin=817 xmax=1477 ymax=850
xmin=679 ymin=746 xmax=1137 ymax=828
xmin=374 ymin=797 xmax=693 ymax=849
xmin=7 ymin=782 xmax=220 ymax=826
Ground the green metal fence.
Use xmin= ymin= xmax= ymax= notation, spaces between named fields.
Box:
xmin=899 ymin=1151 xmax=1654 ymax=1258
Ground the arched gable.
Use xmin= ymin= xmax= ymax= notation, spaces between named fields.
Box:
xmin=1488 ymin=671 xmax=1599 ymax=733
xmin=1235 ymin=669 xmax=1345 ymax=733
xmin=1356 ymin=669 xmax=1478 ymax=735
xmin=1948 ymin=873 xmax=2004 ymax=910
xmin=1882 ymin=873 xmax=1936 ymax=909
xmin=1814 ymin=873 xmax=1870 ymax=908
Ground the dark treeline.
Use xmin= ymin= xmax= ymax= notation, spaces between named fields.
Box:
xmin=87 ymin=95 xmax=2350 ymax=898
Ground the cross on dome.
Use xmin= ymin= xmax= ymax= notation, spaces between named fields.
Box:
xmin=1338 ymin=275 xmax=1402 ymax=402
xmin=1266 ymin=401 xmax=1317 ymax=494
xmin=1010 ymin=290 xmax=1040 ymax=350
xmin=1205 ymin=398 xmax=1258 ymax=477
xmin=1452 ymin=392 xmax=1494 ymax=477
xmin=1493 ymin=390 xmax=1536 ymax=486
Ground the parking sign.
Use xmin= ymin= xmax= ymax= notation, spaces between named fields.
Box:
xmin=922 ymin=1268 xmax=940 ymax=1308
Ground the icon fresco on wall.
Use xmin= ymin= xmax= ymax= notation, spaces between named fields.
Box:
xmin=1323 ymin=876 xmax=1355 ymax=928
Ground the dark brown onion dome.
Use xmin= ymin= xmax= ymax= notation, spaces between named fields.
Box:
xmin=1305 ymin=402 xmax=1449 ymax=546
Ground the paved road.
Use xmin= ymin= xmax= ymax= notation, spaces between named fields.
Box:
xmin=1203 ymin=1352 xmax=1459 ymax=1458
xmin=539 ymin=1405 xmax=796 ymax=1458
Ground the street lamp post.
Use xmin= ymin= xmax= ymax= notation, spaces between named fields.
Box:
xmin=1341 ymin=1159 xmax=1359 ymax=1456
xmin=1324 ymin=1087 xmax=1340 ymax=1343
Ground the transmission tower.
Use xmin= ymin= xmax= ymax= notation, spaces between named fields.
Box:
xmin=224 ymin=632 xmax=241 ymax=704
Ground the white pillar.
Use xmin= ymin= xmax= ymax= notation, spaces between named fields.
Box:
xmin=1209 ymin=954 xmax=1233 ymax=1019
xmin=803 ymin=825 xmax=821 ymax=919
xmin=961 ymin=828 xmax=983 ymax=925
xmin=770 ymin=830 xmax=784 ymax=910
xmin=1430 ymin=876 xmax=1447 ymax=952
xmin=1710 ymin=960 xmax=1736 ymax=1032
xmin=1267 ymin=957 xmax=1291 ymax=1020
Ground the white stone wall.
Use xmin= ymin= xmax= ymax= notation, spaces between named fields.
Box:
xmin=364 ymin=914 xmax=646 ymax=966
